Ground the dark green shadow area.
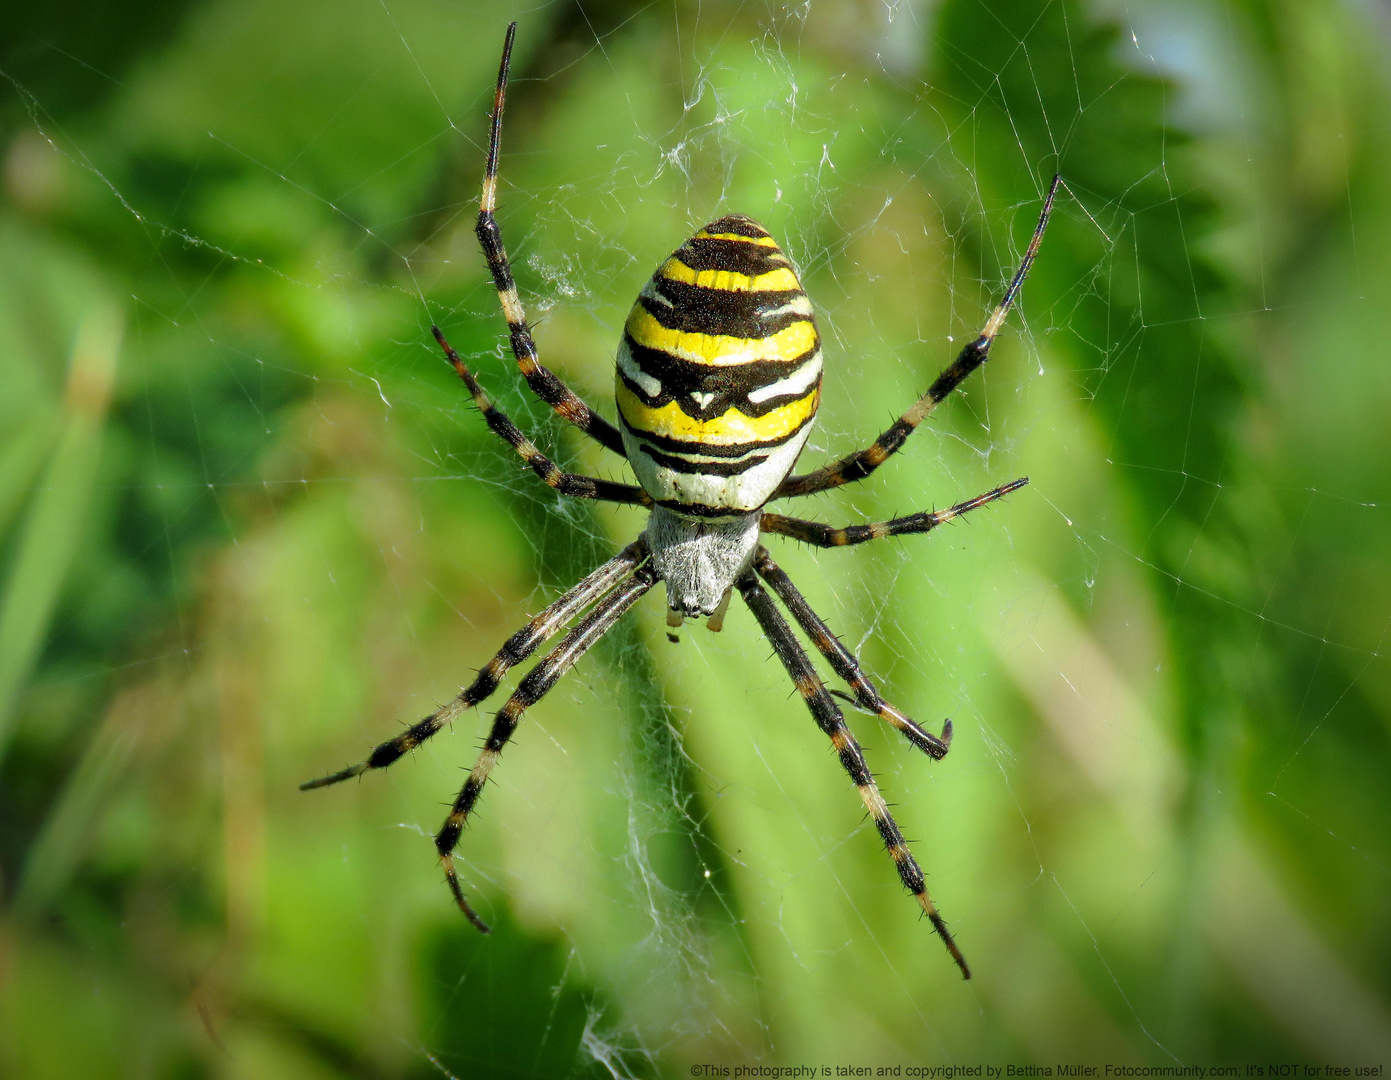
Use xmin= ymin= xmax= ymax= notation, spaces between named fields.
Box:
xmin=418 ymin=909 xmax=655 ymax=1080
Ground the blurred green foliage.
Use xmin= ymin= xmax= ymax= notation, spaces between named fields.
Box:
xmin=1 ymin=0 xmax=1389 ymax=1076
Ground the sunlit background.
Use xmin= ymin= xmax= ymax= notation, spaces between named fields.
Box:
xmin=2 ymin=0 xmax=1390 ymax=1075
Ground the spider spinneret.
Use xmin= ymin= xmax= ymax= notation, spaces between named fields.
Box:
xmin=303 ymin=20 xmax=1059 ymax=981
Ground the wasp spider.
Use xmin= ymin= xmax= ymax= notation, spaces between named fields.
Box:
xmin=304 ymin=22 xmax=1058 ymax=980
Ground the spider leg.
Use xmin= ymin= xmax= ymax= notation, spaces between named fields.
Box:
xmin=736 ymin=571 xmax=970 ymax=979
xmin=300 ymin=540 xmax=648 ymax=791
xmin=472 ymin=22 xmax=627 ymax=458
xmin=761 ymin=477 xmax=1028 ymax=548
xmin=436 ymin=559 xmax=659 ymax=931
xmin=750 ymin=547 xmax=951 ymax=760
xmin=775 ymin=175 xmax=1059 ymax=500
xmin=434 ymin=327 xmax=650 ymax=506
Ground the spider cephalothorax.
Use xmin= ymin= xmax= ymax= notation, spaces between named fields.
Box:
xmin=304 ymin=21 xmax=1058 ymax=981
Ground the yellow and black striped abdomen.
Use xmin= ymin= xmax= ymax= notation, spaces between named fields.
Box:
xmin=616 ymin=215 xmax=821 ymax=516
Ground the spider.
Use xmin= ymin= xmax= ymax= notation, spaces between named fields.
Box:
xmin=304 ymin=21 xmax=1058 ymax=981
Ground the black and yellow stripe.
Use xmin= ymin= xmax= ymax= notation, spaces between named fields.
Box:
xmin=617 ymin=215 xmax=822 ymax=516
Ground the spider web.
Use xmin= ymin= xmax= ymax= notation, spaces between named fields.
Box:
xmin=2 ymin=0 xmax=1390 ymax=1075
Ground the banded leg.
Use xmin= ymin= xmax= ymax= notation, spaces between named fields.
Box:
xmin=761 ymin=477 xmax=1028 ymax=548
xmin=434 ymin=327 xmax=650 ymax=506
xmin=436 ymin=560 xmax=658 ymax=932
xmin=473 ymin=22 xmax=627 ymax=458
xmin=737 ymin=572 xmax=970 ymax=979
xmin=775 ymin=176 xmax=1059 ymax=500
xmin=301 ymin=541 xmax=647 ymax=791
xmin=751 ymin=547 xmax=951 ymax=760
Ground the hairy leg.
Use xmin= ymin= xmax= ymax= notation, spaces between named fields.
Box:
xmin=738 ymin=571 xmax=970 ymax=978
xmin=751 ymin=547 xmax=952 ymax=759
xmin=434 ymin=327 xmax=650 ymax=506
xmin=301 ymin=541 xmax=647 ymax=790
xmin=761 ymin=477 xmax=1027 ymax=547
xmin=775 ymin=176 xmax=1058 ymax=499
xmin=472 ymin=22 xmax=627 ymax=457
xmin=435 ymin=561 xmax=658 ymax=931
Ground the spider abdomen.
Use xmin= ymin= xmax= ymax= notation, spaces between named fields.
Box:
xmin=616 ymin=215 xmax=822 ymax=517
